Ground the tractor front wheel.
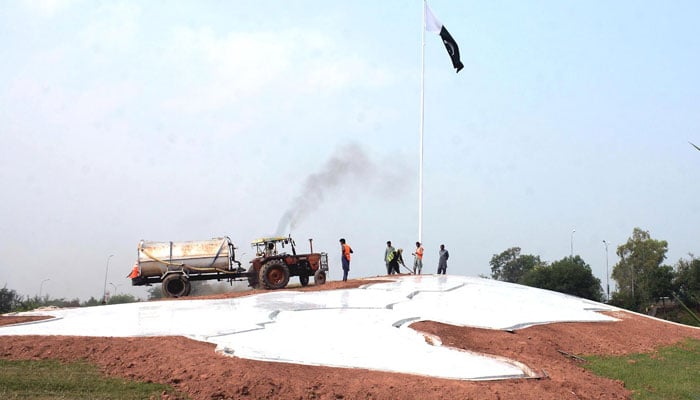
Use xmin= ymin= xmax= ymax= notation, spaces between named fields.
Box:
xmin=260 ymin=260 xmax=290 ymax=290
xmin=314 ymin=270 xmax=327 ymax=285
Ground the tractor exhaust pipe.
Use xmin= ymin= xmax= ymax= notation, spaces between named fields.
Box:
xmin=309 ymin=238 xmax=313 ymax=253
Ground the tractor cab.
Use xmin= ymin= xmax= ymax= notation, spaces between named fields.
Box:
xmin=251 ymin=236 xmax=296 ymax=257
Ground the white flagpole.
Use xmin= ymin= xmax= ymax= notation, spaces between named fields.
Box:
xmin=419 ymin=0 xmax=426 ymax=244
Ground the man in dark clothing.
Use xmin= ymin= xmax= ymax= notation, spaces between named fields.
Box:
xmin=384 ymin=241 xmax=395 ymax=275
xmin=437 ymin=244 xmax=449 ymax=274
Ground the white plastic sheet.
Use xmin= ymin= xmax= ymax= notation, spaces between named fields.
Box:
xmin=0 ymin=275 xmax=617 ymax=380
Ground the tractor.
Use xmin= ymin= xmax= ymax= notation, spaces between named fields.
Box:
xmin=247 ymin=236 xmax=328 ymax=289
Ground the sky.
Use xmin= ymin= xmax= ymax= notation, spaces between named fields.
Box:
xmin=1 ymin=0 xmax=699 ymax=301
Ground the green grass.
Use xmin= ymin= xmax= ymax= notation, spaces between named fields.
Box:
xmin=0 ymin=359 xmax=187 ymax=400
xmin=583 ymin=338 xmax=700 ymax=400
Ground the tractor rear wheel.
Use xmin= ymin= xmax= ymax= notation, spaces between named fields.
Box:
xmin=161 ymin=274 xmax=191 ymax=298
xmin=299 ymin=275 xmax=310 ymax=286
xmin=314 ymin=270 xmax=327 ymax=285
xmin=260 ymin=260 xmax=290 ymax=289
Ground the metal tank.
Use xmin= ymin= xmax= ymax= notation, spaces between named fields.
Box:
xmin=137 ymin=237 xmax=235 ymax=277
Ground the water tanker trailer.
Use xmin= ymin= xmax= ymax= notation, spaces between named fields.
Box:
xmin=128 ymin=237 xmax=245 ymax=297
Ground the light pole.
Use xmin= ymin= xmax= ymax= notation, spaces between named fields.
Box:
xmin=39 ymin=278 xmax=50 ymax=298
xmin=602 ymin=240 xmax=610 ymax=302
xmin=570 ymin=229 xmax=576 ymax=258
xmin=102 ymin=254 xmax=114 ymax=304
xmin=109 ymin=282 xmax=122 ymax=296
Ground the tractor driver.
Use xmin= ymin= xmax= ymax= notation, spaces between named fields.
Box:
xmin=265 ymin=242 xmax=275 ymax=257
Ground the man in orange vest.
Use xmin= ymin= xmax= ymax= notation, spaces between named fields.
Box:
xmin=412 ymin=241 xmax=424 ymax=275
xmin=340 ymin=238 xmax=353 ymax=281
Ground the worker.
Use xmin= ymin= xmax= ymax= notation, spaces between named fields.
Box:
xmin=384 ymin=241 xmax=395 ymax=275
xmin=412 ymin=241 xmax=424 ymax=275
xmin=340 ymin=238 xmax=353 ymax=281
xmin=437 ymin=244 xmax=449 ymax=274
xmin=388 ymin=248 xmax=405 ymax=275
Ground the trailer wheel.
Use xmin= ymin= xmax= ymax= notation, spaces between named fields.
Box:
xmin=299 ymin=275 xmax=310 ymax=286
xmin=314 ymin=270 xmax=327 ymax=285
xmin=161 ymin=274 xmax=191 ymax=298
xmin=260 ymin=260 xmax=290 ymax=289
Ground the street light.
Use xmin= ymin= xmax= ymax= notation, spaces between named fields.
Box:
xmin=39 ymin=278 xmax=50 ymax=298
xmin=603 ymin=240 xmax=610 ymax=302
xmin=570 ymin=229 xmax=576 ymax=257
xmin=109 ymin=282 xmax=122 ymax=296
xmin=102 ymin=254 xmax=114 ymax=304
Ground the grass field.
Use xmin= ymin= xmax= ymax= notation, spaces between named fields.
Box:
xmin=0 ymin=359 xmax=186 ymax=400
xmin=584 ymin=338 xmax=700 ymax=400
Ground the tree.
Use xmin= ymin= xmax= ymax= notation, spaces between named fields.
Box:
xmin=107 ymin=294 xmax=139 ymax=305
xmin=675 ymin=255 xmax=700 ymax=306
xmin=611 ymin=228 xmax=671 ymax=311
xmin=18 ymin=295 xmax=46 ymax=312
xmin=521 ymin=256 xmax=603 ymax=302
xmin=490 ymin=247 xmax=545 ymax=283
xmin=147 ymin=286 xmax=163 ymax=300
xmin=81 ymin=297 xmax=102 ymax=307
xmin=0 ymin=286 xmax=22 ymax=313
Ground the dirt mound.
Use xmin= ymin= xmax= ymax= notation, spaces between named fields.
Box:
xmin=0 ymin=315 xmax=54 ymax=325
xmin=2 ymin=278 xmax=699 ymax=399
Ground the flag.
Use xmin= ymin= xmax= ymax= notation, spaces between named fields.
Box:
xmin=425 ymin=2 xmax=464 ymax=73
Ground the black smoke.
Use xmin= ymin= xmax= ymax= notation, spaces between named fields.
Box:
xmin=275 ymin=142 xmax=406 ymax=235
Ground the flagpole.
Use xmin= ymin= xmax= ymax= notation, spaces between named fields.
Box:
xmin=419 ymin=0 xmax=426 ymax=244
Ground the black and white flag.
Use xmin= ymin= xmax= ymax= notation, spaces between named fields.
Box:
xmin=425 ymin=3 xmax=464 ymax=73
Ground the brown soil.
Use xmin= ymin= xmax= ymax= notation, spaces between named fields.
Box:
xmin=2 ymin=278 xmax=700 ymax=400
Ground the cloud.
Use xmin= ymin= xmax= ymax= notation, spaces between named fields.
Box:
xmin=302 ymin=53 xmax=397 ymax=93
xmin=20 ymin=0 xmax=79 ymax=18
xmin=7 ymin=76 xmax=140 ymax=134
xmin=160 ymin=26 xmax=398 ymax=114
xmin=79 ymin=2 xmax=142 ymax=53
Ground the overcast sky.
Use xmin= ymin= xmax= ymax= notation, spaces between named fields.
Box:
xmin=2 ymin=1 xmax=699 ymax=301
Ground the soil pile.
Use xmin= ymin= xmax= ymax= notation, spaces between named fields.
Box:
xmin=2 ymin=278 xmax=699 ymax=399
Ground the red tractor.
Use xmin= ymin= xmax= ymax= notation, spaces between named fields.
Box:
xmin=247 ymin=236 xmax=328 ymax=289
